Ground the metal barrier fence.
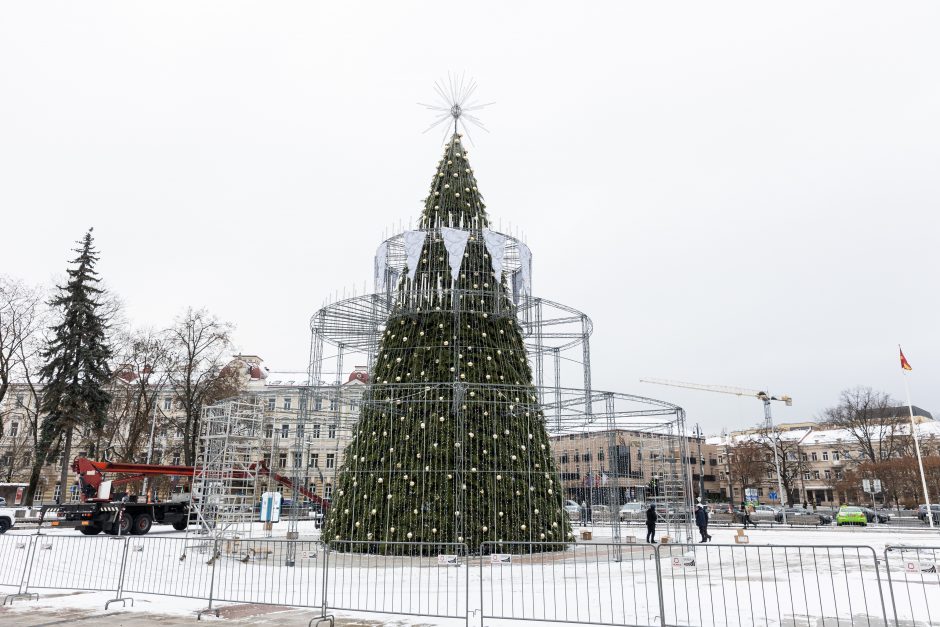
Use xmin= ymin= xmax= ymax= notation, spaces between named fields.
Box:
xmin=212 ymin=538 xmax=325 ymax=609
xmin=324 ymin=540 xmax=469 ymax=624
xmin=122 ymin=536 xmax=217 ymax=601
xmin=657 ymin=543 xmax=888 ymax=627
xmin=480 ymin=541 xmax=659 ymax=626
xmin=26 ymin=534 xmax=125 ymax=593
xmin=0 ymin=534 xmax=33 ymax=590
xmin=884 ymin=545 xmax=940 ymax=626
xmin=5 ymin=532 xmax=940 ymax=626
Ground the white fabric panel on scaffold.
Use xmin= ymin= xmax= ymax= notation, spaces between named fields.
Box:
xmin=518 ymin=241 xmax=532 ymax=294
xmin=374 ymin=241 xmax=389 ymax=291
xmin=481 ymin=228 xmax=508 ymax=282
xmin=402 ymin=231 xmax=427 ymax=281
xmin=439 ymin=227 xmax=471 ymax=285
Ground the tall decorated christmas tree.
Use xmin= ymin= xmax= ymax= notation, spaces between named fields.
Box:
xmin=324 ymin=131 xmax=572 ymax=551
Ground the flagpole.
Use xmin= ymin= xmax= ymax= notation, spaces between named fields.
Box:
xmin=902 ymin=367 xmax=934 ymax=530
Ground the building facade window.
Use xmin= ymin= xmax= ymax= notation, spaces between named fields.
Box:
xmin=293 ymin=453 xmax=302 ymax=468
xmin=822 ymin=452 xmax=829 ymax=461
xmin=9 ymin=422 xmax=18 ymax=437
xmin=267 ymin=397 xmax=276 ymax=411
xmin=326 ymin=453 xmax=335 ymax=469
xmin=811 ymin=452 xmax=818 ymax=461
xmin=324 ymin=484 xmax=333 ymax=499
xmin=264 ymin=424 xmax=273 ymax=438
xmin=281 ymin=424 xmax=289 ymax=438
xmin=283 ymin=397 xmax=292 ymax=410
xmin=328 ymin=424 xmax=336 ymax=438
xmin=296 ymin=424 xmax=304 ymax=440
xmin=164 ymin=397 xmax=172 ymax=410
xmin=312 ymin=424 xmax=321 ymax=438
xmin=278 ymin=452 xmax=287 ymax=469
xmin=309 ymin=453 xmax=319 ymax=467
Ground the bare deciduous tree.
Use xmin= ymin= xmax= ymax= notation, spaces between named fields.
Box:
xmin=755 ymin=425 xmax=806 ymax=505
xmin=166 ymin=308 xmax=237 ymax=465
xmin=726 ymin=439 xmax=764 ymax=503
xmin=823 ymin=387 xmax=908 ymax=463
xmin=0 ymin=277 xmax=43 ymax=438
xmin=99 ymin=328 xmax=173 ymax=463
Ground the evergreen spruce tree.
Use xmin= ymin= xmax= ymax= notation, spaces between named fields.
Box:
xmin=26 ymin=229 xmax=112 ymax=504
xmin=324 ymin=135 xmax=572 ymax=551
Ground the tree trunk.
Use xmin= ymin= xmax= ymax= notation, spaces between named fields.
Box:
xmin=23 ymin=452 xmax=46 ymax=505
xmin=57 ymin=426 xmax=73 ymax=504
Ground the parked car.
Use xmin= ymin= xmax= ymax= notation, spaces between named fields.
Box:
xmin=917 ymin=504 xmax=940 ymax=524
xmin=860 ymin=507 xmax=890 ymax=523
xmin=750 ymin=505 xmax=780 ymax=521
xmin=0 ymin=506 xmax=17 ymax=533
xmin=0 ymin=497 xmax=6 ymax=506
xmin=619 ymin=502 xmax=646 ymax=521
xmin=781 ymin=507 xmax=833 ymax=525
xmin=836 ymin=506 xmax=867 ymax=526
xmin=564 ymin=500 xmax=581 ymax=519
xmin=590 ymin=504 xmax=612 ymax=522
xmin=706 ymin=503 xmax=734 ymax=516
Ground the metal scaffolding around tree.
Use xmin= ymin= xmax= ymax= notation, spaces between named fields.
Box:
xmin=278 ymin=126 xmax=693 ymax=550
xmin=291 ymin=259 xmax=692 ymax=547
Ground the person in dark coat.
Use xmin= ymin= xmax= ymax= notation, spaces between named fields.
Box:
xmin=695 ymin=504 xmax=712 ymax=542
xmin=740 ymin=503 xmax=755 ymax=529
xmin=645 ymin=503 xmax=657 ymax=543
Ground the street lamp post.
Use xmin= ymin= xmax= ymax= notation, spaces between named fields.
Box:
xmin=694 ymin=424 xmax=706 ymax=502
xmin=142 ymin=384 xmax=162 ymax=501
xmin=761 ymin=395 xmax=788 ymax=525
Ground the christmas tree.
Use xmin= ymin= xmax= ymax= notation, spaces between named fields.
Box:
xmin=323 ymin=134 xmax=572 ymax=552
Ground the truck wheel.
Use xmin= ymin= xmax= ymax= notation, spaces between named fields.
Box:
xmin=172 ymin=519 xmax=188 ymax=531
xmin=79 ymin=525 xmax=102 ymax=535
xmin=131 ymin=514 xmax=152 ymax=535
xmin=0 ymin=518 xmax=11 ymax=534
xmin=109 ymin=515 xmax=132 ymax=536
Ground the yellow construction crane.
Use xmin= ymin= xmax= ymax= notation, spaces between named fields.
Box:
xmin=640 ymin=377 xmax=793 ymax=523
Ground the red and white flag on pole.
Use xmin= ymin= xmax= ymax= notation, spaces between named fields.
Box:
xmin=900 ymin=347 xmax=913 ymax=371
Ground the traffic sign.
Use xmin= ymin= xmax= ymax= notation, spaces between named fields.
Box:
xmin=769 ymin=491 xmax=777 ymax=501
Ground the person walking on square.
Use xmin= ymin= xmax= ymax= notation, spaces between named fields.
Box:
xmin=740 ymin=503 xmax=754 ymax=529
xmin=646 ymin=503 xmax=657 ymax=543
xmin=695 ymin=504 xmax=712 ymax=542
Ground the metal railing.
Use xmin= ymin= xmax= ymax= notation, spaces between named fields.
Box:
xmin=3 ymin=532 xmax=940 ymax=626
xmin=480 ymin=541 xmax=660 ymax=626
xmin=26 ymin=535 xmax=125 ymax=593
xmin=0 ymin=534 xmax=32 ymax=590
xmin=325 ymin=540 xmax=469 ymax=624
xmin=884 ymin=545 xmax=939 ymax=626
xmin=656 ymin=543 xmax=888 ymax=626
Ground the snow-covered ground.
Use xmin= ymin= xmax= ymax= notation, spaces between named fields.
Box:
xmin=1 ymin=525 xmax=938 ymax=626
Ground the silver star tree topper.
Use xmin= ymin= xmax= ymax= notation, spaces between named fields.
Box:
xmin=419 ymin=74 xmax=494 ymax=144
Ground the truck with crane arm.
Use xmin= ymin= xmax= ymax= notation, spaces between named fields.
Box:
xmin=40 ymin=457 xmax=329 ymax=535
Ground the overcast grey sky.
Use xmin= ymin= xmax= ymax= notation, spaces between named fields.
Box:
xmin=1 ymin=2 xmax=938 ymax=433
